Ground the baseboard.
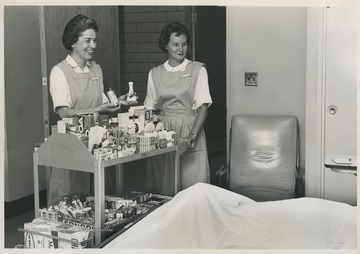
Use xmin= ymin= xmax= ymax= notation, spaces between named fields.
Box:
xmin=5 ymin=190 xmax=47 ymax=219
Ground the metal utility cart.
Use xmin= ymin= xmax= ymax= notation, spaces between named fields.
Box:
xmin=33 ymin=133 xmax=186 ymax=246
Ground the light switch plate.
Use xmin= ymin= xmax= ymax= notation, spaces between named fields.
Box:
xmin=245 ymin=72 xmax=258 ymax=86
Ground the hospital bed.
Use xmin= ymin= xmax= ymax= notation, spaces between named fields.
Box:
xmin=102 ymin=182 xmax=357 ymax=249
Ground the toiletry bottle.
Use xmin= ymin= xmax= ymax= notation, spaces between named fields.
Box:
xmin=127 ymin=82 xmax=137 ymax=103
xmin=138 ymin=111 xmax=145 ymax=132
xmin=107 ymin=88 xmax=119 ymax=107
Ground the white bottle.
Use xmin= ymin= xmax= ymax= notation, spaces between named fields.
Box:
xmin=107 ymin=88 xmax=119 ymax=107
xmin=138 ymin=112 xmax=145 ymax=132
xmin=127 ymin=81 xmax=137 ymax=103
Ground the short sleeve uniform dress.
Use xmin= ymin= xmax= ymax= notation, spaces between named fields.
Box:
xmin=48 ymin=55 xmax=107 ymax=205
xmin=144 ymin=59 xmax=212 ymax=196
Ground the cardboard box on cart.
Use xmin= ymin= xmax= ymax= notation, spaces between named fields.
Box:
xmin=23 ymin=217 xmax=93 ymax=248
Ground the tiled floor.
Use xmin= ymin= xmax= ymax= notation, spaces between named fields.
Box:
xmin=4 ymin=152 xmax=227 ymax=248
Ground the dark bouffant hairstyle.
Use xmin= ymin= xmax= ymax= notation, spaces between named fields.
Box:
xmin=62 ymin=15 xmax=99 ymax=50
xmin=158 ymin=22 xmax=191 ymax=52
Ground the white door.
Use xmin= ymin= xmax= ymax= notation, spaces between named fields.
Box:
xmin=323 ymin=2 xmax=357 ymax=205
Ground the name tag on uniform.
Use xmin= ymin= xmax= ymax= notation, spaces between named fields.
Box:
xmin=91 ymin=77 xmax=98 ymax=81
xmin=181 ymin=73 xmax=191 ymax=78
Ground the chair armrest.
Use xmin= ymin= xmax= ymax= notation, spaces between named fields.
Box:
xmin=215 ymin=165 xmax=230 ymax=189
xmin=215 ymin=165 xmax=229 ymax=177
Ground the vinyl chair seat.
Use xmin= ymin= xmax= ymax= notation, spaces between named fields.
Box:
xmin=228 ymin=115 xmax=299 ymax=201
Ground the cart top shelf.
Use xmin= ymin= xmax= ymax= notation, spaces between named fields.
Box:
xmin=35 ymin=133 xmax=186 ymax=172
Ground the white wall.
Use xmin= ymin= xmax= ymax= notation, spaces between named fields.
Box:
xmin=226 ymin=7 xmax=307 ymax=169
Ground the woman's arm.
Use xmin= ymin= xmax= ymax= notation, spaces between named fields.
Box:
xmin=186 ymin=103 xmax=208 ymax=149
xmin=55 ymin=104 xmax=115 ymax=119
xmin=56 ymin=94 xmax=131 ymax=119
xmin=144 ymin=70 xmax=157 ymax=110
xmin=185 ymin=65 xmax=212 ymax=149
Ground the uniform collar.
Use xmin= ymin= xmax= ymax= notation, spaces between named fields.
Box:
xmin=164 ymin=58 xmax=189 ymax=72
xmin=66 ymin=55 xmax=91 ymax=69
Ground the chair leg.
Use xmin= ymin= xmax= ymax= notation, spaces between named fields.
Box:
xmin=295 ymin=167 xmax=305 ymax=198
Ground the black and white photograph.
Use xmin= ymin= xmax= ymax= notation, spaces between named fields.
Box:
xmin=1 ymin=0 xmax=358 ymax=252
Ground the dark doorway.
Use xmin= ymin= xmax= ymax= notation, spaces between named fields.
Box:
xmin=194 ymin=6 xmax=227 ymax=156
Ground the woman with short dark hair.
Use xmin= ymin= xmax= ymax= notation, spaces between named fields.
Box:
xmin=48 ymin=15 xmax=130 ymax=205
xmin=61 ymin=14 xmax=99 ymax=50
xmin=157 ymin=22 xmax=191 ymax=52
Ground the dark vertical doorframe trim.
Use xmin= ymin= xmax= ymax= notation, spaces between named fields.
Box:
xmin=115 ymin=8 xmax=121 ymax=94
xmin=39 ymin=6 xmax=51 ymax=200
xmin=39 ymin=6 xmax=50 ymax=139
xmin=191 ymin=6 xmax=196 ymax=61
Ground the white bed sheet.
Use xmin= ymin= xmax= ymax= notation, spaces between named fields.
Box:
xmin=104 ymin=183 xmax=357 ymax=249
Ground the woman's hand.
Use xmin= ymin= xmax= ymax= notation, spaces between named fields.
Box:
xmin=185 ymin=133 xmax=197 ymax=149
xmin=95 ymin=103 xmax=121 ymax=114
xmin=95 ymin=92 xmax=138 ymax=114
xmin=183 ymin=104 xmax=208 ymax=149
xmin=118 ymin=93 xmax=138 ymax=106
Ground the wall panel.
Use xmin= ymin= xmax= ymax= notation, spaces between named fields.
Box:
xmin=4 ymin=6 xmax=44 ymax=201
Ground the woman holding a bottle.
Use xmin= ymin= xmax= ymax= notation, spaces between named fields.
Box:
xmin=48 ymin=14 xmax=130 ymax=205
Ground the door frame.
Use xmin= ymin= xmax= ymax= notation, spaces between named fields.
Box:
xmin=39 ymin=6 xmax=50 ymax=139
xmin=192 ymin=6 xmax=227 ymax=155
xmin=305 ymin=7 xmax=327 ymax=199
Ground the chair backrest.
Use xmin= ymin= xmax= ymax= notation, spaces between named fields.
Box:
xmin=229 ymin=114 xmax=298 ymax=201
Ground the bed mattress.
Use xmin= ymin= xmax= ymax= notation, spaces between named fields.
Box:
xmin=104 ymin=183 xmax=357 ymax=249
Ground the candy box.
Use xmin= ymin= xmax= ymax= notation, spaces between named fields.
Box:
xmin=24 ymin=218 xmax=63 ymax=248
xmin=23 ymin=218 xmax=93 ymax=249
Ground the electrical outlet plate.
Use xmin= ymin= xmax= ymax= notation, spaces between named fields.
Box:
xmin=245 ymin=72 xmax=258 ymax=86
